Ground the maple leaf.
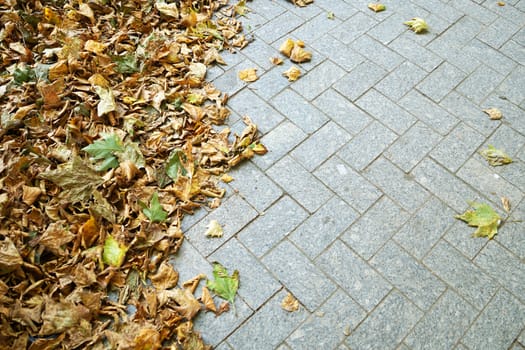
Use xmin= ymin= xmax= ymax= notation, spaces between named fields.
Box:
xmin=207 ymin=262 xmax=239 ymax=310
xmin=142 ymin=192 xmax=168 ymax=223
xmin=480 ymin=145 xmax=512 ymax=166
xmin=404 ymin=18 xmax=428 ymax=33
xmin=455 ymin=202 xmax=501 ymax=239
xmin=204 ymin=220 xmax=223 ymax=238
xmin=83 ymin=133 xmax=123 ymax=171
xmin=283 ymin=66 xmax=301 ymax=81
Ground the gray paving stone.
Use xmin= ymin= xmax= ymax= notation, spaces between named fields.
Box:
xmin=240 ymin=38 xmax=282 ymax=71
xmin=456 ymin=64 xmax=505 ymax=104
xmin=342 ymin=196 xmax=409 ymax=260
xmin=195 ymin=295 xmax=253 ymax=347
xmin=385 ymin=122 xmax=442 ymax=172
xmin=214 ymin=341 xmax=233 ymax=350
xmin=337 ymin=121 xmax=397 ymax=171
xmin=520 ymin=328 xmax=525 ymax=345
xmin=457 ymin=158 xmax=523 ymax=209
xmin=495 ymin=65 xmax=525 ymax=105
xmin=350 ymin=34 xmax=405 ymax=71
xmin=289 ymin=196 xmax=358 ymax=259
xmin=399 ymin=90 xmax=458 ymax=136
xmin=482 ymin=0 xmax=525 ymax=26
xmin=239 ymin=11 xmax=268 ymax=32
xmin=263 ymin=241 xmax=337 ymax=311
xmin=511 ymin=342 xmax=525 ymax=350
xmin=379 ymin=0 xmax=430 ymax=19
xmin=291 ymin=59 xmax=346 ymax=101
xmin=440 ymin=91 xmax=498 ymax=136
xmin=464 ymin=39 xmax=518 ymax=76
xmin=291 ymin=121 xmax=351 ymax=171
xmin=501 ymin=39 xmax=525 ymax=65
xmin=496 ymin=199 xmax=525 ymax=259
xmin=330 ymin=12 xmax=378 ymax=45
xmin=311 ymin=35 xmax=366 ymax=72
xmin=429 ymin=122 xmax=485 ymax=173
xmin=346 ymin=291 xmax=423 ymax=350
xmin=181 ymin=206 xmax=209 ymax=232
xmin=276 ymin=344 xmax=291 ymax=350
xmin=482 ymin=93 xmax=525 ymax=135
xmin=462 ymin=289 xmax=525 ymax=350
xmin=423 ymin=240 xmax=499 ymax=309
xmin=246 ymin=1 xmax=286 ymax=21
xmin=169 ymin=240 xmax=213 ymax=293
xmin=394 ymin=197 xmax=456 ymax=260
xmin=251 ymin=120 xmax=307 ymax=170
xmin=375 ymin=61 xmax=427 ymax=101
xmin=313 ymin=156 xmax=382 ymax=213
xmin=333 ymin=60 xmax=388 ymax=101
xmin=404 ymin=290 xmax=478 ymax=350
xmin=248 ymin=65 xmax=291 ymax=100
xmin=371 ymin=241 xmax=446 ymax=310
xmin=316 ymin=240 xmax=392 ymax=311
xmin=238 ymin=196 xmax=308 ymax=258
xmin=412 ymin=158 xmax=482 ymax=213
xmin=227 ymin=290 xmax=308 ymax=350
xmin=417 ymin=62 xmax=467 ymax=103
xmin=498 ymin=160 xmax=525 ymax=193
xmin=314 ymin=0 xmax=359 ymax=20
xmin=185 ymin=195 xmax=258 ymax=257
xmin=271 ymin=89 xmax=328 ymax=134
xmin=287 ymin=289 xmax=366 ymax=350
xmin=254 ymin=11 xmax=304 ymax=44
xmin=449 ymin=0 xmax=497 ymax=25
xmin=227 ymin=161 xmax=282 ymax=212
xmin=356 ymin=89 xmax=416 ymax=135
xmin=267 ymin=156 xmax=332 ymax=213
xmin=368 ymin=13 xmax=407 ymax=45
xmin=483 ymin=124 xmax=525 ymax=158
xmin=474 ymin=241 xmax=525 ymax=304
xmin=290 ymin=12 xmax=342 ymax=43
xmin=363 ymin=157 xmax=430 ymax=213
xmin=411 ymin=0 xmax=462 ymax=22
xmin=430 ymin=16 xmax=484 ymax=48
xmin=212 ymin=59 xmax=257 ymax=96
xmin=313 ymin=89 xmax=371 ymax=135
xmin=477 ymin=17 xmax=520 ymax=49
xmin=210 ymin=238 xmax=281 ymax=310
xmin=228 ymin=88 xmax=284 ymax=134
xmin=388 ymin=36 xmax=443 ymax=73
xmin=444 ymin=221 xmax=487 ymax=260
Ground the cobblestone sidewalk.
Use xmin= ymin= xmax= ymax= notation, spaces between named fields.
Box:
xmin=173 ymin=0 xmax=525 ymax=349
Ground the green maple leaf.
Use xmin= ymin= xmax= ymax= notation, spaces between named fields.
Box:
xmin=141 ymin=192 xmax=168 ymax=223
xmin=166 ymin=149 xmax=187 ymax=181
xmin=83 ymin=134 xmax=123 ymax=171
xmin=207 ymin=262 xmax=239 ymax=309
xmin=480 ymin=145 xmax=512 ymax=166
xmin=455 ymin=201 xmax=501 ymax=239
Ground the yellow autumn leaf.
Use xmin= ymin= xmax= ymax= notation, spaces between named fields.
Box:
xmin=368 ymin=3 xmax=386 ymax=12
xmin=283 ymin=66 xmax=301 ymax=81
xmin=205 ymin=220 xmax=223 ymax=238
xmin=238 ymin=68 xmax=258 ymax=82
xmin=290 ymin=45 xmax=312 ymax=63
xmin=84 ymin=40 xmax=107 ymax=55
xmin=279 ymin=38 xmax=295 ymax=57
xmin=483 ymin=108 xmax=502 ymax=120
xmin=281 ymin=293 xmax=299 ymax=312
xmin=404 ymin=17 xmax=428 ymax=34
xmin=270 ymin=57 xmax=284 ymax=65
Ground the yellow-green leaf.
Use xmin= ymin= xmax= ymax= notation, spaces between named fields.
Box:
xmin=455 ymin=201 xmax=501 ymax=239
xmin=205 ymin=220 xmax=223 ymax=238
xmin=404 ymin=17 xmax=428 ymax=33
xmin=207 ymin=262 xmax=239 ymax=307
xmin=480 ymin=145 xmax=512 ymax=166
xmin=102 ymin=235 xmax=128 ymax=267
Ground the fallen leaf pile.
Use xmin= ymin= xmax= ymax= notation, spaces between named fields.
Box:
xmin=455 ymin=202 xmax=502 ymax=239
xmin=0 ymin=0 xmax=266 ymax=348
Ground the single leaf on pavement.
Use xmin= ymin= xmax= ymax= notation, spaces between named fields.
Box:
xmin=483 ymin=107 xmax=502 ymax=120
xmin=327 ymin=11 xmax=335 ymax=19
xmin=204 ymin=220 xmax=223 ymax=238
xmin=279 ymin=38 xmax=295 ymax=57
xmin=290 ymin=45 xmax=312 ymax=63
xmin=404 ymin=17 xmax=428 ymax=33
xmin=455 ymin=201 xmax=501 ymax=239
xmin=283 ymin=66 xmax=301 ymax=81
xmin=368 ymin=3 xmax=386 ymax=12
xmin=281 ymin=293 xmax=299 ymax=312
xmin=102 ymin=235 xmax=128 ymax=268
xmin=207 ymin=262 xmax=239 ymax=308
xmin=480 ymin=145 xmax=512 ymax=166
xmin=238 ymin=68 xmax=258 ymax=82
xmin=501 ymin=197 xmax=511 ymax=213
xmin=270 ymin=57 xmax=284 ymax=65
xmin=142 ymin=192 xmax=168 ymax=223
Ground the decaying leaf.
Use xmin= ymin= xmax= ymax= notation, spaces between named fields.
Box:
xmin=455 ymin=201 xmax=501 ymax=239
xmin=483 ymin=107 xmax=502 ymax=120
xmin=279 ymin=38 xmax=295 ymax=57
xmin=200 ymin=286 xmax=217 ymax=313
xmin=220 ymin=174 xmax=234 ymax=183
xmin=327 ymin=11 xmax=335 ymax=19
xmin=150 ymin=262 xmax=179 ymax=290
xmin=404 ymin=17 xmax=428 ymax=33
xmin=0 ymin=238 xmax=23 ymax=275
xmin=480 ymin=145 xmax=513 ymax=166
xmin=283 ymin=66 xmax=302 ymax=81
xmin=207 ymin=262 xmax=239 ymax=308
xmin=204 ymin=220 xmax=223 ymax=238
xmin=102 ymin=235 xmax=128 ymax=268
xmin=270 ymin=57 xmax=284 ymax=65
xmin=155 ymin=0 xmax=179 ymax=18
xmin=290 ymin=45 xmax=312 ymax=63
xmin=368 ymin=3 xmax=386 ymax=12
xmin=290 ymin=0 xmax=314 ymax=6
xmin=501 ymin=197 xmax=511 ymax=213
xmin=238 ymin=68 xmax=258 ymax=82
xmin=281 ymin=293 xmax=299 ymax=312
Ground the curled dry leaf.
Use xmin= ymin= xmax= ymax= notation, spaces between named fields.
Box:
xmin=204 ymin=220 xmax=223 ymax=238
xmin=497 ymin=1 xmax=505 ymax=5
xmin=290 ymin=45 xmax=312 ymax=63
xmin=501 ymin=197 xmax=511 ymax=213
xmin=283 ymin=66 xmax=302 ymax=81
xmin=279 ymin=38 xmax=295 ymax=57
xmin=290 ymin=0 xmax=314 ymax=7
xmin=404 ymin=17 xmax=428 ymax=33
xmin=270 ymin=57 xmax=284 ymax=65
xmin=221 ymin=174 xmax=234 ymax=183
xmin=483 ymin=107 xmax=502 ymax=120
xmin=238 ymin=68 xmax=258 ymax=82
xmin=281 ymin=293 xmax=299 ymax=312
xmin=201 ymin=286 xmax=217 ymax=313
xmin=368 ymin=3 xmax=386 ymax=12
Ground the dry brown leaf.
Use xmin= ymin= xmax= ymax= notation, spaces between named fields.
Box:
xmin=483 ymin=107 xmax=502 ymax=120
xmin=150 ymin=262 xmax=179 ymax=290
xmin=22 ymin=185 xmax=42 ymax=206
xmin=221 ymin=174 xmax=234 ymax=183
xmin=279 ymin=38 xmax=295 ymax=57
xmin=501 ymin=197 xmax=511 ymax=213
xmin=201 ymin=286 xmax=217 ymax=313
xmin=368 ymin=3 xmax=386 ymax=12
xmin=238 ymin=68 xmax=258 ymax=82
xmin=270 ymin=57 xmax=284 ymax=65
xmin=283 ymin=66 xmax=301 ymax=81
xmin=290 ymin=45 xmax=312 ymax=63
xmin=281 ymin=293 xmax=300 ymax=312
